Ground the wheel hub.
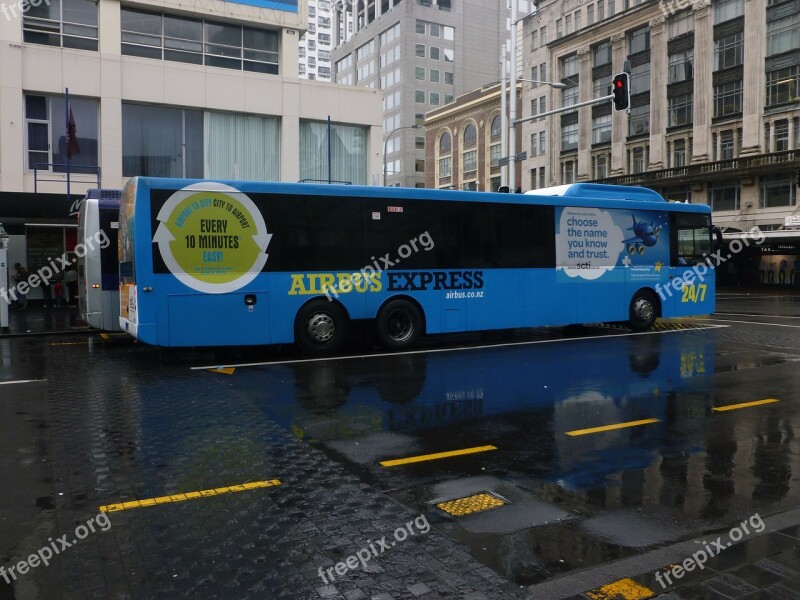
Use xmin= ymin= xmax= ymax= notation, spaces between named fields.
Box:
xmin=307 ymin=313 xmax=335 ymax=342
xmin=387 ymin=310 xmax=413 ymax=342
xmin=634 ymin=298 xmax=654 ymax=321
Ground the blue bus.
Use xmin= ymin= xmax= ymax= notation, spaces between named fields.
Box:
xmin=77 ymin=189 xmax=123 ymax=330
xmin=118 ymin=178 xmax=714 ymax=351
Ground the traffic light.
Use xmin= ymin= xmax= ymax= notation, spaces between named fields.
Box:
xmin=612 ymin=72 xmax=630 ymax=112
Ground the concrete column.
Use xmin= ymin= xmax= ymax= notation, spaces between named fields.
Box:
xmin=610 ymin=31 xmax=627 ymax=175
xmin=648 ymin=16 xmax=666 ymax=170
xmin=690 ymin=1 xmax=712 ymax=163
xmin=577 ymin=45 xmax=592 ymax=180
xmin=768 ymin=121 xmax=775 ymax=153
xmin=740 ymin=0 xmax=767 ymax=156
xmin=789 ymin=118 xmax=796 ymax=150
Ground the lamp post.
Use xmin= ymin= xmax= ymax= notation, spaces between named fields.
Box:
xmin=383 ymin=125 xmax=420 ymax=187
xmin=0 ymin=223 xmax=9 ymax=333
xmin=516 ymin=78 xmax=567 ymax=89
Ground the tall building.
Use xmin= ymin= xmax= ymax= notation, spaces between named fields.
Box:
xmin=0 ymin=0 xmax=382 ymax=301
xmin=332 ymin=0 xmax=517 ymax=188
xmin=520 ymin=0 xmax=800 ymax=236
xmin=299 ymin=0 xmax=336 ymax=81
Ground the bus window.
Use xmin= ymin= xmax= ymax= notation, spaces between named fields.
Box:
xmin=671 ymin=213 xmax=711 ymax=266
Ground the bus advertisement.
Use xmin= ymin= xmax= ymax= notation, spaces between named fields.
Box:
xmin=118 ymin=178 xmax=714 ymax=352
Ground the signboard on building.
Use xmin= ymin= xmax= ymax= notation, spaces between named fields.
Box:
xmin=785 ymin=215 xmax=800 ymax=228
xmin=225 ymin=0 xmax=298 ymax=10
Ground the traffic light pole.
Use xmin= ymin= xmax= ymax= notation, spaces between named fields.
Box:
xmin=513 ymin=94 xmax=614 ymax=126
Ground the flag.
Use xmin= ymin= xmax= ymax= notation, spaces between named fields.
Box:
xmin=66 ymin=107 xmax=80 ymax=159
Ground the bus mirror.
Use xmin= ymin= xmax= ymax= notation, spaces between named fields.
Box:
xmin=713 ymin=226 xmax=723 ymax=251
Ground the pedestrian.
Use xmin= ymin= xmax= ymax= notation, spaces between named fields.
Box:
xmin=64 ymin=266 xmax=79 ymax=307
xmin=13 ymin=263 xmax=29 ymax=309
xmin=53 ymin=280 xmax=65 ymax=307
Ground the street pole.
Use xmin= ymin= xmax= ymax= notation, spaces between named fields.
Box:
xmin=0 ymin=223 xmax=9 ymax=333
xmin=509 ymin=0 xmax=518 ymax=193
xmin=500 ymin=44 xmax=507 ymax=188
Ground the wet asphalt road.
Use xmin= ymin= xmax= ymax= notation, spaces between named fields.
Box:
xmin=1 ymin=292 xmax=800 ymax=599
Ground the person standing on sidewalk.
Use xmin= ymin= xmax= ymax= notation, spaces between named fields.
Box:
xmin=13 ymin=264 xmax=29 ymax=310
xmin=64 ymin=266 xmax=79 ymax=307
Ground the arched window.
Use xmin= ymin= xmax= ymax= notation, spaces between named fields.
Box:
xmin=439 ymin=131 xmax=452 ymax=153
xmin=490 ymin=115 xmax=501 ymax=139
xmin=463 ymin=123 xmax=477 ymax=147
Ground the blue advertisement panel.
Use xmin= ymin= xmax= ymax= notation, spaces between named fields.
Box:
xmin=225 ymin=0 xmax=298 ymax=11
xmin=555 ymin=206 xmax=670 ymax=284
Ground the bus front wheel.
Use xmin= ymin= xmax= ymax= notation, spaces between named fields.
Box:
xmin=628 ymin=291 xmax=658 ymax=332
xmin=376 ymin=299 xmax=423 ymax=350
xmin=295 ymin=300 xmax=349 ymax=354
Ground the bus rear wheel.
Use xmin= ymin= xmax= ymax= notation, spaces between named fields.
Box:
xmin=295 ymin=300 xmax=349 ymax=354
xmin=376 ymin=299 xmax=423 ymax=350
xmin=628 ymin=291 xmax=658 ymax=332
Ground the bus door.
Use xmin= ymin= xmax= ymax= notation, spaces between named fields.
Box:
xmin=668 ymin=213 xmax=714 ymax=317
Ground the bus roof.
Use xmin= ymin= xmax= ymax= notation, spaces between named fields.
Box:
xmin=85 ymin=188 xmax=122 ymax=210
xmin=129 ymin=177 xmax=710 ymax=214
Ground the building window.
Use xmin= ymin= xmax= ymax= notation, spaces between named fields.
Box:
xmin=561 ymin=123 xmax=578 ymax=151
xmin=720 ymin=130 xmax=735 ymax=159
xmin=598 ymin=0 xmax=605 ymax=20
xmin=628 ymin=25 xmax=650 ymax=54
xmin=415 ymin=44 xmax=425 ymax=57
xmin=540 ymin=96 xmax=547 ymax=114
xmin=588 ymin=5 xmax=595 ymax=25
xmin=122 ymin=103 xmax=203 ymax=178
xmin=205 ymin=112 xmax=280 ymax=181
xmin=532 ymin=30 xmax=539 ymax=49
xmin=760 ymin=175 xmax=796 ymax=208
xmin=429 ymin=92 xmax=440 ymax=105
xmin=668 ymin=9 xmax=694 ymax=39
xmin=430 ymin=69 xmax=440 ymax=82
xmin=766 ymin=66 xmax=799 ymax=106
xmin=23 ymin=0 xmax=98 ymax=51
xmin=714 ymin=0 xmax=743 ymax=25
xmin=556 ymin=18 xmax=563 ymax=39
xmin=593 ymin=41 xmax=611 ymax=67
xmin=429 ymin=46 xmax=440 ymax=60
xmin=767 ymin=12 xmax=800 ymax=57
xmin=562 ymin=85 xmax=579 ymax=112
xmin=630 ymin=62 xmax=651 ymax=94
xmin=562 ymin=54 xmax=579 ymax=78
xmin=628 ymin=104 xmax=650 ymax=136
xmin=668 ymin=49 xmax=693 ymax=83
xmin=415 ymin=90 xmax=425 ymax=103
xmin=439 ymin=131 xmax=452 ymax=154
xmin=594 ymin=78 xmax=611 ymax=98
xmin=539 ymin=131 xmax=546 ymax=155
xmin=711 ymin=183 xmax=740 ymax=211
xmin=672 ymin=139 xmax=687 ymax=167
xmin=565 ymin=15 xmax=572 ymax=35
xmin=531 ymin=133 xmax=538 ymax=156
xmin=539 ymin=166 xmax=546 ymax=188
xmin=631 ymin=147 xmax=645 ymax=174
xmin=443 ymin=48 xmax=454 ymax=62
xmin=592 ymin=114 xmax=612 ymax=144
xmin=490 ymin=143 xmax=501 ymax=167
xmin=463 ymin=123 xmax=477 ymax=147
xmin=714 ymin=32 xmax=743 ymax=71
xmin=490 ymin=115 xmax=501 ymax=139
xmin=531 ymin=66 xmax=538 ymax=84
xmin=668 ymin=94 xmax=693 ymax=127
xmin=562 ymin=160 xmax=575 ymax=183
xmin=25 ymin=94 xmax=99 ymax=172
xmin=415 ymin=67 xmax=425 ymax=80
xmin=594 ymin=154 xmax=608 ymax=179
xmin=300 ymin=121 xmax=367 ymax=185
xmin=463 ymin=150 xmax=477 ymax=173
xmin=121 ymin=9 xmax=280 ymax=74
xmin=439 ymin=156 xmax=451 ymax=178
xmin=775 ymin=120 xmax=790 ymax=152
xmin=445 ymin=71 xmax=454 ymax=85
xmin=714 ymin=80 xmax=743 ymax=117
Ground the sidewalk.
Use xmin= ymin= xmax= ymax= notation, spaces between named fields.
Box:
xmin=0 ymin=304 xmax=90 ymax=336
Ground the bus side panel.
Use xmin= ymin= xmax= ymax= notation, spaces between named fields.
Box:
xmin=164 ymin=292 xmax=271 ymax=346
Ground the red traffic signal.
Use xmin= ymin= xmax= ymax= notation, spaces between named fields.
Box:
xmin=612 ymin=72 xmax=630 ymax=112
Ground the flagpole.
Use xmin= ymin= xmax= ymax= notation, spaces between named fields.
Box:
xmin=65 ymin=87 xmax=71 ymax=205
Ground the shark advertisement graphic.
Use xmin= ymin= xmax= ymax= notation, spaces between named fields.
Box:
xmin=555 ymin=206 xmax=669 ymax=282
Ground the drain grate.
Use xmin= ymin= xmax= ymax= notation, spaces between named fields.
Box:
xmin=436 ymin=492 xmax=507 ymax=517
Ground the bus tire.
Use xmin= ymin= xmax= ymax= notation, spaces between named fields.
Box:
xmin=376 ymin=299 xmax=423 ymax=350
xmin=628 ymin=290 xmax=658 ymax=332
xmin=295 ymin=300 xmax=349 ymax=354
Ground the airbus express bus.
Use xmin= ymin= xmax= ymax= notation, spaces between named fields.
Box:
xmin=118 ymin=178 xmax=714 ymax=352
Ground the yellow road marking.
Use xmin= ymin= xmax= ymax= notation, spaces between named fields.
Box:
xmin=566 ymin=418 xmax=660 ymax=437
xmin=437 ymin=493 xmax=506 ymax=516
xmin=99 ymin=479 xmax=280 ymax=513
xmin=207 ymin=367 xmax=236 ymax=375
xmin=713 ymin=398 xmax=780 ymax=412
xmin=49 ymin=341 xmax=89 ymax=346
xmin=585 ymin=578 xmax=654 ymax=600
xmin=380 ymin=445 xmax=498 ymax=467
xmin=100 ymin=333 xmax=109 ymax=341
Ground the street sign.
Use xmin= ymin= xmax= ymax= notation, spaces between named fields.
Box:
xmin=785 ymin=215 xmax=800 ymax=228
xmin=498 ymin=157 xmax=510 ymax=167
xmin=515 ymin=151 xmax=527 ymax=162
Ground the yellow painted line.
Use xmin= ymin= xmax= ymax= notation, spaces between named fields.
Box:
xmin=713 ymin=398 xmax=780 ymax=412
xmin=380 ymin=445 xmax=498 ymax=467
xmin=99 ymin=479 xmax=280 ymax=513
xmin=49 ymin=341 xmax=89 ymax=346
xmin=100 ymin=333 xmax=110 ymax=341
xmin=207 ymin=367 xmax=236 ymax=375
xmin=585 ymin=578 xmax=654 ymax=600
xmin=565 ymin=418 xmax=660 ymax=437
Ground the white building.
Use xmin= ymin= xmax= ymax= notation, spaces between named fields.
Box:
xmin=299 ymin=0 xmax=336 ymax=81
xmin=0 ymin=0 xmax=382 ymax=299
